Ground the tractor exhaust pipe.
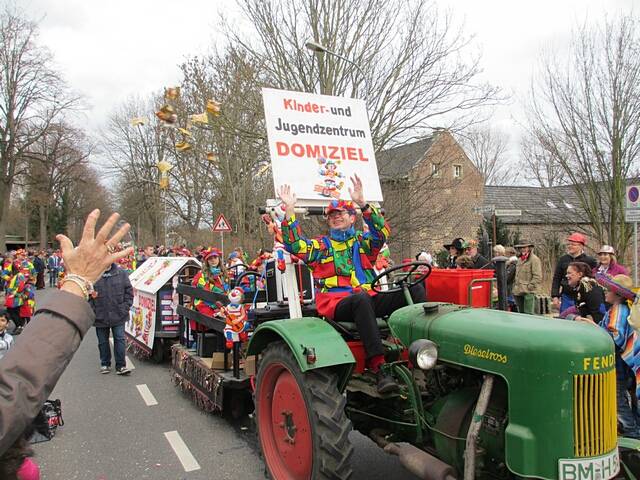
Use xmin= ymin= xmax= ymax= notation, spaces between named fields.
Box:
xmin=463 ymin=374 xmax=495 ymax=479
xmin=371 ymin=431 xmax=456 ymax=480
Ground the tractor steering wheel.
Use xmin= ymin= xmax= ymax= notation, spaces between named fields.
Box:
xmin=227 ymin=263 xmax=249 ymax=287
xmin=371 ymin=261 xmax=432 ymax=294
xmin=233 ymin=269 xmax=262 ymax=289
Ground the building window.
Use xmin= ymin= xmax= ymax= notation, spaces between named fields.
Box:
xmin=453 ymin=164 xmax=462 ymax=178
xmin=431 ymin=163 xmax=440 ymax=177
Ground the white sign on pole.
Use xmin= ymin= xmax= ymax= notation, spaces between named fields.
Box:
xmin=262 ymin=87 xmax=383 ymax=203
xmin=494 ymin=209 xmax=522 ymax=217
xmin=625 ymin=209 xmax=640 ymax=223
xmin=212 ymin=214 xmax=232 ymax=232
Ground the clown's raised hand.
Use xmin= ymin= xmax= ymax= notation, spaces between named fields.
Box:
xmin=277 ymin=184 xmax=297 ymax=219
xmin=348 ymin=174 xmax=365 ymax=208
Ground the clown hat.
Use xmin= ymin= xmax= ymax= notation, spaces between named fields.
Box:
xmin=595 ymin=273 xmax=636 ymax=301
xmin=202 ymin=247 xmax=222 ymax=261
xmin=325 ymin=199 xmax=356 ymax=215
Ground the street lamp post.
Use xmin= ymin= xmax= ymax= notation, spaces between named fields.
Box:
xmin=304 ymin=40 xmax=367 ymax=99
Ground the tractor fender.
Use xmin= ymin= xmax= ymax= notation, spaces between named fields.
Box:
xmin=247 ymin=317 xmax=355 ymax=391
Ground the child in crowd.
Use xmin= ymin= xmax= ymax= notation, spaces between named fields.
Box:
xmin=0 ymin=308 xmax=14 ymax=360
xmin=190 ymin=248 xmax=229 ymax=340
xmin=580 ymin=274 xmax=640 ymax=438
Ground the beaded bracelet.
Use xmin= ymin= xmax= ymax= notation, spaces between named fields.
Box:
xmin=61 ymin=274 xmax=97 ymax=300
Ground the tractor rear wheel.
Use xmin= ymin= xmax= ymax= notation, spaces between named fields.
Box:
xmin=256 ymin=341 xmax=354 ymax=480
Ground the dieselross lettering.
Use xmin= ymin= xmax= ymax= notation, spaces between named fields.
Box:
xmin=463 ymin=344 xmax=508 ymax=364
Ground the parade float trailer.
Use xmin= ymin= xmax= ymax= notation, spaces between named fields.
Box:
xmin=126 ymin=256 xmax=200 ymax=362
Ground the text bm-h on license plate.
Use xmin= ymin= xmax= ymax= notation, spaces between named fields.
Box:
xmin=559 ymin=449 xmax=619 ymax=480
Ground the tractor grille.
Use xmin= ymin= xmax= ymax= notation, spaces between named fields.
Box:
xmin=573 ymin=370 xmax=617 ymax=457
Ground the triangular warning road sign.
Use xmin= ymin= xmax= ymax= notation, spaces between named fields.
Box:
xmin=212 ymin=214 xmax=232 ymax=232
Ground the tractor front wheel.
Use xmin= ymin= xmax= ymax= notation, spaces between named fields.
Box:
xmin=256 ymin=341 xmax=353 ymax=480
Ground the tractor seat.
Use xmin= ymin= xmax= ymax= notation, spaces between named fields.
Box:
xmin=327 ymin=317 xmax=390 ymax=339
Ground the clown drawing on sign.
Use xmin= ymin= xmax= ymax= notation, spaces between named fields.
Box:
xmin=314 ymin=157 xmax=344 ymax=198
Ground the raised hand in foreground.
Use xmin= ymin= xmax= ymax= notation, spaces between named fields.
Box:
xmin=56 ymin=209 xmax=133 ymax=298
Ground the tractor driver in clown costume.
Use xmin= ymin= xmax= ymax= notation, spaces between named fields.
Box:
xmin=277 ymin=175 xmax=426 ymax=394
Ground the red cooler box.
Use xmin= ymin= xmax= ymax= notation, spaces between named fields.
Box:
xmin=426 ymin=268 xmax=494 ymax=307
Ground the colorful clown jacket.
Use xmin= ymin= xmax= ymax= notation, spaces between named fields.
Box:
xmin=280 ymin=206 xmax=390 ymax=319
xmin=599 ymin=302 xmax=640 ymax=399
xmin=4 ymin=271 xmax=35 ymax=312
xmin=191 ymin=270 xmax=229 ymax=316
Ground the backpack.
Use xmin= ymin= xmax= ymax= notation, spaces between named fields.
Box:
xmin=29 ymin=399 xmax=63 ymax=444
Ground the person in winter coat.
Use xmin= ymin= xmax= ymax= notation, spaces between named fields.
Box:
xmin=593 ymin=245 xmax=629 ymax=277
xmin=32 ymin=252 xmax=45 ymax=290
xmin=512 ymin=241 xmax=542 ymax=314
xmin=278 ymin=176 xmax=426 ymax=394
xmin=551 ymin=232 xmax=597 ymax=312
xmin=443 ymin=238 xmax=465 ymax=269
xmin=89 ymin=262 xmax=133 ymax=375
xmin=561 ymin=262 xmax=605 ymax=323
xmin=464 ymin=239 xmax=491 ymax=269
xmin=46 ymin=252 xmax=61 ymax=287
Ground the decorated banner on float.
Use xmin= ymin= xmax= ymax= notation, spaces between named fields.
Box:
xmin=129 ymin=257 xmax=195 ymax=294
xmin=262 ymin=88 xmax=383 ymax=202
xmin=126 ymin=290 xmax=156 ymax=350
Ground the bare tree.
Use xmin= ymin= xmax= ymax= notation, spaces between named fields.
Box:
xmin=527 ymin=15 xmax=640 ymax=257
xmin=24 ymin=123 xmax=91 ymax=248
xmin=520 ymin=131 xmax=566 ymax=188
xmin=457 ymin=126 xmax=513 ymax=185
xmin=0 ymin=7 xmax=79 ymax=251
xmin=62 ymin=163 xmax=112 ymax=242
xmin=230 ymin=0 xmax=500 ymax=151
xmin=102 ymin=96 xmax=169 ymax=244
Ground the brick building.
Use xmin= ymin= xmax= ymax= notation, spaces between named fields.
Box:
xmin=377 ymin=130 xmax=484 ymax=260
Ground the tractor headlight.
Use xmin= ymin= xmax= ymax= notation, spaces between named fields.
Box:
xmin=409 ymin=340 xmax=438 ymax=370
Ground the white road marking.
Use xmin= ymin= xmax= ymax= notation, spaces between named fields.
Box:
xmin=135 ymin=384 xmax=158 ymax=406
xmin=164 ymin=431 xmax=201 ymax=472
xmin=109 ymin=337 xmax=135 ymax=370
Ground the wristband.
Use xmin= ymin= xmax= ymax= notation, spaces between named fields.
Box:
xmin=360 ymin=203 xmax=370 ymax=213
xmin=61 ymin=274 xmax=96 ymax=300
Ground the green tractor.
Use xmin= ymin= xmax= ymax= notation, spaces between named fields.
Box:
xmin=246 ymin=260 xmax=635 ymax=480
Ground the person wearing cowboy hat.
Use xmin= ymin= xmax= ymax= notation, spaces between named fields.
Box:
xmin=551 ymin=232 xmax=597 ymax=313
xmin=512 ymin=240 xmax=542 ymax=314
xmin=277 ymin=176 xmax=426 ymax=394
xmin=443 ymin=237 xmax=465 ymax=269
xmin=593 ymin=245 xmax=629 ymax=277
xmin=579 ymin=274 xmax=640 ymax=438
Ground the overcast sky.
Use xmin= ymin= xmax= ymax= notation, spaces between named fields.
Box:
xmin=12 ymin=0 xmax=638 ymax=162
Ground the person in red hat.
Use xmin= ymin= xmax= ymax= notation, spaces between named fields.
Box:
xmin=278 ymin=175 xmax=426 ymax=394
xmin=551 ymin=232 xmax=597 ymax=313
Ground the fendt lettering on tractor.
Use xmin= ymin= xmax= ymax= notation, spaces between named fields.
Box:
xmin=169 ymin=203 xmax=640 ymax=480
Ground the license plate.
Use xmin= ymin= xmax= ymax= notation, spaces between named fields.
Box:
xmin=559 ymin=450 xmax=620 ymax=480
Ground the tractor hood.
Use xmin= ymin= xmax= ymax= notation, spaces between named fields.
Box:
xmin=388 ymin=303 xmax=617 ymax=479
xmin=389 ymin=303 xmax=614 ymax=376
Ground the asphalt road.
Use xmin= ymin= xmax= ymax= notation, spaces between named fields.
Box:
xmin=26 ymin=288 xmax=417 ymax=480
